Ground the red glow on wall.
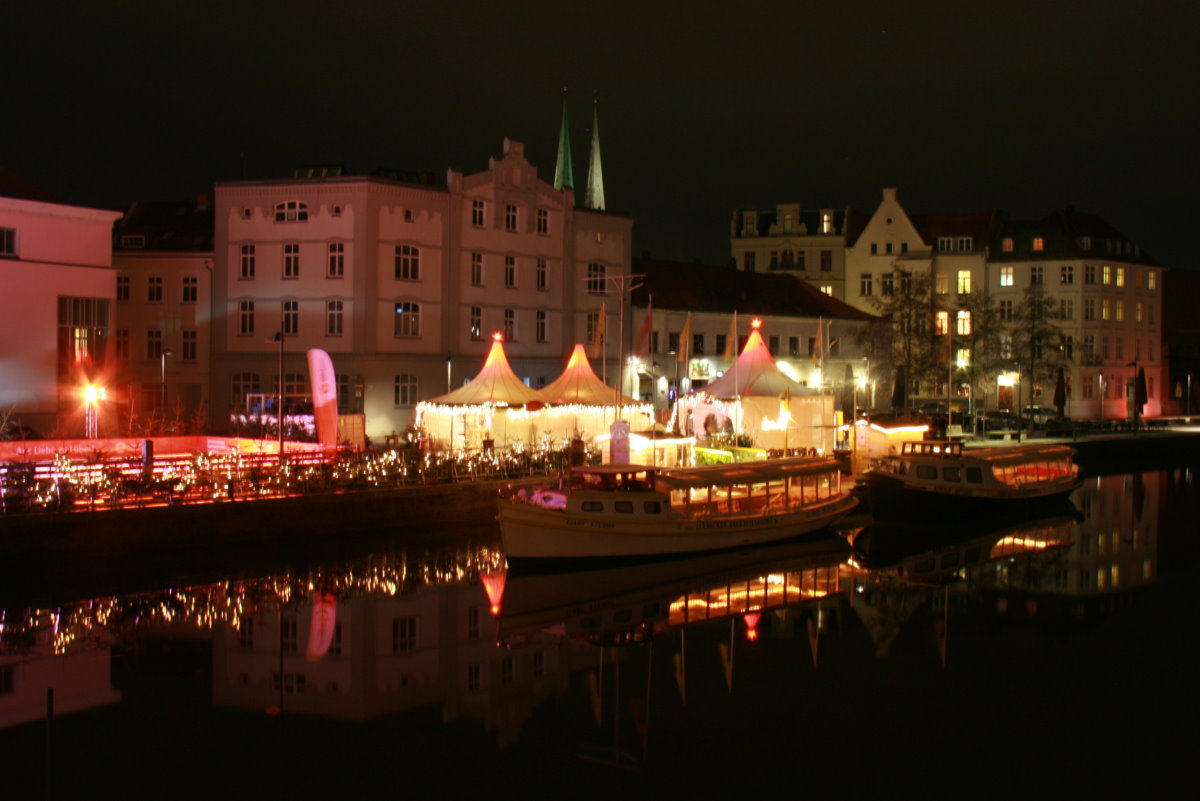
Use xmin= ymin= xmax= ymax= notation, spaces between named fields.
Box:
xmin=482 ymin=571 xmax=507 ymax=615
xmin=743 ymin=612 xmax=761 ymax=641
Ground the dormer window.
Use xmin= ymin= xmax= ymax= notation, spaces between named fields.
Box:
xmin=821 ymin=211 xmax=833 ymax=234
xmin=274 ymin=201 xmax=309 ymax=222
xmin=1032 ymin=237 xmax=1044 ymax=251
xmin=1002 ymin=237 xmax=1013 ymax=252
xmin=1078 ymin=235 xmax=1091 ymax=251
xmin=957 ymin=236 xmax=972 ymax=251
xmin=938 ymin=237 xmax=953 ymax=252
xmin=120 ymin=234 xmax=145 ymax=249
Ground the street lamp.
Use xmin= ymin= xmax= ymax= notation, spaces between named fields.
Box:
xmin=268 ymin=332 xmax=284 ymax=457
xmin=160 ymin=350 xmax=173 ymax=411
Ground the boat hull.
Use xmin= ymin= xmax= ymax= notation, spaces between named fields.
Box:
xmin=862 ymin=471 xmax=1082 ymax=522
xmin=499 ymin=493 xmax=858 ymax=559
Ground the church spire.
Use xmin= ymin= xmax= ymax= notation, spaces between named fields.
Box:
xmin=584 ymin=94 xmax=606 ymax=211
xmin=553 ymin=88 xmax=575 ymax=203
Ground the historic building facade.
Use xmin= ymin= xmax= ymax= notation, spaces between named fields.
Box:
xmin=210 ymin=138 xmax=631 ymax=441
xmin=729 ymin=204 xmax=856 ymax=300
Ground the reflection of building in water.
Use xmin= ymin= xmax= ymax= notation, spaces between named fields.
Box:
xmin=211 ymin=581 xmax=569 ymax=746
xmin=1069 ymin=473 xmax=1159 ymax=596
xmin=1 ymin=627 xmax=120 ymax=729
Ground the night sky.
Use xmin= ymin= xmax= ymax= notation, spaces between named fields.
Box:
xmin=5 ymin=1 xmax=1197 ymax=271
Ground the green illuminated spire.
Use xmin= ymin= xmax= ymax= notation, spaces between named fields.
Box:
xmin=553 ymin=88 xmax=575 ymax=203
xmin=584 ymin=95 xmax=606 ymax=211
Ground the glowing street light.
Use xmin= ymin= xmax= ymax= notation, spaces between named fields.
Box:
xmin=82 ymin=384 xmax=107 ymax=438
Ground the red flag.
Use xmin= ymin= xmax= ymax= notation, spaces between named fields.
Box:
xmin=635 ymin=305 xmax=653 ymax=358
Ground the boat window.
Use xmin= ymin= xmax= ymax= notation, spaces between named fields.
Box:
xmin=966 ymin=467 xmax=983 ymax=483
xmin=943 ymin=467 xmax=961 ymax=482
xmin=581 ymin=501 xmax=604 ymax=513
xmin=614 ymin=501 xmax=634 ymax=514
xmin=916 ymin=465 xmax=938 ymax=480
xmin=643 ymin=501 xmax=662 ymax=515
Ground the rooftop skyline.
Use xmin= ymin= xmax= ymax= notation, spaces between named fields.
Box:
xmin=5 ymin=2 xmax=1195 ymax=270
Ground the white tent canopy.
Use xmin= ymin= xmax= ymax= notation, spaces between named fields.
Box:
xmin=541 ymin=344 xmax=637 ymax=406
xmin=702 ymin=325 xmax=806 ymax=398
xmin=427 ymin=334 xmax=548 ymax=406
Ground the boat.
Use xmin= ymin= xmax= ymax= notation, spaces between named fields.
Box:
xmin=859 ymin=440 xmax=1082 ymax=521
xmin=497 ymin=455 xmax=858 ymax=561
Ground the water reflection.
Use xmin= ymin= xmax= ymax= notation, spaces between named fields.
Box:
xmin=1 ymin=467 xmax=1196 ymax=787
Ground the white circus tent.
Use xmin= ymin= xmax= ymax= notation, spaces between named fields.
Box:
xmin=415 ymin=334 xmax=550 ymax=450
xmin=537 ymin=344 xmax=655 ymax=442
xmin=680 ymin=321 xmax=834 ymax=453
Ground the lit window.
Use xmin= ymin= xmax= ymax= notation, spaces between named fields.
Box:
xmin=820 ymin=285 xmax=833 ymax=296
xmin=1032 ymin=237 xmax=1044 ymax=251
xmin=1102 ymin=299 xmax=1110 ymax=321
xmin=1102 ymin=265 xmax=1111 ymax=285
xmin=957 ymin=270 xmax=971 ymax=294
xmin=1002 ymin=237 xmax=1013 ymax=252
xmin=956 ymin=310 xmax=971 ymax=336
xmin=1115 ymin=300 xmax=1124 ymax=322
xmin=935 ymin=311 xmax=949 ymax=336
xmin=1116 ymin=267 xmax=1125 ymax=287
xmin=1148 ymin=271 xmax=1157 ymax=290
xmin=821 ymin=211 xmax=833 ymax=234
xmin=1000 ymin=266 xmax=1014 ymax=287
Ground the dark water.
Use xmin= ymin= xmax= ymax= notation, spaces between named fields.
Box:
xmin=2 ymin=468 xmax=1199 ymax=798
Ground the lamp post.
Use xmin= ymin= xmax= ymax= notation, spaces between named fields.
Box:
xmin=160 ymin=350 xmax=173 ymax=411
xmin=269 ymin=332 xmax=284 ymax=457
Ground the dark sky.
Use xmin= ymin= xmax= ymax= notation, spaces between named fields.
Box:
xmin=5 ymin=1 xmax=1197 ymax=270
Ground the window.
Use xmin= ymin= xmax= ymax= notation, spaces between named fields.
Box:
xmin=533 ymin=651 xmax=545 ymax=678
xmin=870 ymin=243 xmax=878 ymax=255
xmin=504 ymin=255 xmax=516 ymax=288
xmin=503 ymin=308 xmax=515 ymax=340
xmin=536 ymin=310 xmax=547 ymax=342
xmin=1000 ymin=335 xmax=1013 ymax=360
xmin=392 ymin=616 xmax=417 ymax=652
xmin=820 ymin=250 xmax=832 ymax=271
xmin=182 ymin=276 xmax=198 ymax=303
xmin=0 ymin=227 xmax=15 ymax=256
xmin=789 ymin=336 xmax=801 ymax=357
xmin=1084 ymin=299 xmax=1096 ymax=321
xmin=885 ymin=243 xmax=893 ymax=255
xmin=394 ymin=374 xmax=418 ymax=406
xmin=1115 ymin=337 xmax=1124 ymax=359
xmin=470 ymin=306 xmax=482 ymax=340
xmin=471 ymin=252 xmax=483 ymax=286
xmin=1135 ymin=301 xmax=1143 ymax=323
xmin=860 ymin=274 xmax=873 ymax=296
xmin=586 ymin=263 xmax=606 ymax=295
xmin=1061 ymin=264 xmax=1074 ymax=285
xmin=116 ymin=329 xmax=129 ymax=359
xmin=1030 ymin=266 xmax=1044 ymax=285
xmin=537 ymin=208 xmax=549 ymax=235
xmin=586 ymin=311 xmax=601 ymax=344
xmin=1102 ymin=299 xmax=1111 ymax=321
xmin=999 ymin=299 xmax=1013 ymax=322
xmin=239 ymin=301 xmax=254 ymax=335
xmin=282 ymin=243 xmax=299 ymax=278
xmin=326 ymin=300 xmax=343 ymax=336
xmin=821 ymin=211 xmax=833 ymax=233
xmin=743 ymin=251 xmax=756 ymax=271
xmin=240 ymin=244 xmax=256 ymax=279
xmin=1083 ymin=374 xmax=1094 ymax=399
xmin=938 ymin=236 xmax=953 ymax=252
xmin=958 ymin=237 xmax=972 ymax=251
xmin=935 ymin=311 xmax=949 ymax=336
xmin=957 ymin=270 xmax=972 ymax=295
xmin=768 ymin=335 xmax=780 ymax=355
xmin=780 ymin=249 xmax=794 ymax=268
xmin=667 ymin=332 xmax=679 ymax=353
xmin=536 ymin=258 xmax=547 ymax=291
xmin=231 ymin=372 xmax=259 ymax=406
xmin=1032 ymin=237 xmax=1045 ymax=251
xmin=394 ymin=301 xmax=420 ymax=337
xmin=283 ymin=300 xmax=299 ymax=335
xmin=820 ymin=285 xmax=833 ymax=295
xmin=395 ymin=245 xmax=420 ymax=280
xmin=274 ymin=200 xmax=308 ymax=222
xmin=1115 ymin=300 xmax=1124 ymax=322
xmin=1000 ymin=266 xmax=1014 ymax=287
xmin=1083 ymin=335 xmax=1095 ymax=361
xmin=880 ymin=274 xmax=895 ymax=296
xmin=1148 ymin=271 xmax=1157 ymax=290
xmin=116 ymin=275 xmax=130 ymax=301
xmin=501 ymin=656 xmax=514 ymax=685
xmin=956 ymin=310 xmax=971 ymax=336
xmin=147 ymin=276 xmax=163 ymax=302
xmin=715 ymin=334 xmax=727 ymax=355
xmin=935 ymin=273 xmax=948 ymax=295
xmin=1102 ymin=265 xmax=1111 ymax=285
xmin=1059 ymin=299 xmax=1074 ymax=321
xmin=504 ymin=203 xmax=518 ymax=232
xmin=1116 ymin=267 xmax=1125 ymax=287
xmin=1079 ymin=236 xmax=1092 ymax=251
xmin=1085 ymin=264 xmax=1096 ymax=284
xmin=1002 ymin=237 xmax=1014 ymax=252
xmin=471 ymin=199 xmax=485 ymax=227
xmin=467 ymin=663 xmax=481 ymax=691
xmin=146 ymin=329 xmax=162 ymax=359
xmin=769 ymin=251 xmax=778 ymax=269
xmin=901 ymin=242 xmax=909 ymax=254
xmin=182 ymin=330 xmax=197 ymax=361
xmin=327 ymin=242 xmax=344 ymax=277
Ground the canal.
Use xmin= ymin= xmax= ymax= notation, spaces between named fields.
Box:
xmin=2 ymin=465 xmax=1197 ymax=797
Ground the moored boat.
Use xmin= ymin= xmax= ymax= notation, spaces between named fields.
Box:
xmin=860 ymin=440 xmax=1082 ymax=521
xmin=498 ymin=456 xmax=858 ymax=560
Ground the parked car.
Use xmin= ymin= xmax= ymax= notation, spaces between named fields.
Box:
xmin=983 ymin=410 xmax=1018 ymax=430
xmin=1022 ymin=406 xmax=1058 ymax=425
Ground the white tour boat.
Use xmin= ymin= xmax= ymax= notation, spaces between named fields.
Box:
xmin=860 ymin=440 xmax=1082 ymax=521
xmin=498 ymin=456 xmax=858 ymax=560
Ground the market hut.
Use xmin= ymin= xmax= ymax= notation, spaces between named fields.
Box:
xmin=415 ymin=333 xmax=550 ymax=450
xmin=679 ymin=320 xmax=834 ymax=453
xmin=537 ymin=344 xmax=655 ymax=442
